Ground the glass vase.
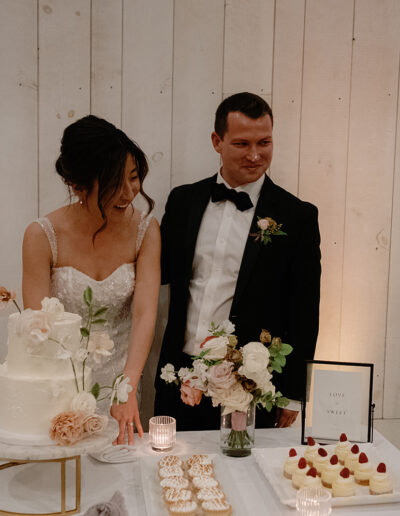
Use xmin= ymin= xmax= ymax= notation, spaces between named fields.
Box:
xmin=220 ymin=404 xmax=255 ymax=457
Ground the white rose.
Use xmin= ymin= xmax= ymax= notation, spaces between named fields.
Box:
xmin=114 ymin=375 xmax=133 ymax=403
xmin=210 ymin=383 xmax=253 ymax=415
xmin=250 ymin=370 xmax=276 ymax=396
xmin=257 ymin=218 xmax=270 ymax=231
xmin=19 ymin=309 xmax=51 ymax=345
xmin=87 ymin=332 xmax=114 ymax=365
xmin=160 ymin=363 xmax=176 ymax=383
xmin=55 ymin=346 xmax=71 ymax=360
xmin=201 ymin=336 xmax=229 ymax=360
xmin=41 ymin=297 xmax=65 ymax=313
xmin=238 ymin=341 xmax=270 ymax=381
xmin=219 ymin=320 xmax=235 ymax=335
xmin=70 ymin=392 xmax=97 ymax=414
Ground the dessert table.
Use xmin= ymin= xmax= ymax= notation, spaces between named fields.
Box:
xmin=1 ymin=427 xmax=400 ymax=515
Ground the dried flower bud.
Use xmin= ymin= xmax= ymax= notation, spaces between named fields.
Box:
xmin=0 ymin=287 xmax=16 ymax=308
xmin=237 ymin=375 xmax=257 ymax=393
xmin=270 ymin=337 xmax=282 ymax=351
xmin=259 ymin=329 xmax=271 ymax=344
xmin=227 ymin=335 xmax=238 ymax=348
xmin=225 ymin=348 xmax=242 ymax=364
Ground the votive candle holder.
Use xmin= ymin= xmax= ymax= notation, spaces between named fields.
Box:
xmin=149 ymin=416 xmax=176 ymax=451
xmin=296 ymin=486 xmax=332 ymax=515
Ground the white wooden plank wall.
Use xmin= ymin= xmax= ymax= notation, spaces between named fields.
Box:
xmin=0 ymin=0 xmax=400 ymax=425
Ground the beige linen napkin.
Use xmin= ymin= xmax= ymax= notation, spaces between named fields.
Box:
xmin=84 ymin=491 xmax=128 ymax=516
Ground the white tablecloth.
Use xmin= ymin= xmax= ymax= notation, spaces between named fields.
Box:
xmin=1 ymin=428 xmax=399 ymax=515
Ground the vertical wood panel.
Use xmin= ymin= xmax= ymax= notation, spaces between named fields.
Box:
xmin=299 ymin=0 xmax=354 ymax=363
xmin=0 ymin=0 xmax=37 ymax=358
xmin=341 ymin=0 xmax=400 ymax=417
xmin=223 ymin=0 xmax=274 ymax=97
xmin=122 ymin=0 xmax=173 ymax=222
xmin=91 ymin=0 xmax=122 ymax=127
xmin=383 ymin=59 xmax=400 ymax=418
xmin=271 ymin=0 xmax=305 ymax=195
xmin=38 ymin=0 xmax=91 ymax=215
xmin=172 ymin=0 xmax=224 ymax=187
xmin=122 ymin=0 xmax=174 ymax=427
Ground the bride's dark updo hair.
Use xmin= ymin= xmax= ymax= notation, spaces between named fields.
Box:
xmin=55 ymin=115 xmax=154 ymax=237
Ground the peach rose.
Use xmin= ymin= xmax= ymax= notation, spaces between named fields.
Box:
xmin=82 ymin=413 xmax=108 ymax=435
xmin=207 ymin=361 xmax=236 ymax=390
xmin=180 ymin=380 xmax=203 ymax=407
xmin=49 ymin=411 xmax=85 ymax=445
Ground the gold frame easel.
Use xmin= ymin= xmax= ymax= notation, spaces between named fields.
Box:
xmin=0 ymin=455 xmax=81 ymax=516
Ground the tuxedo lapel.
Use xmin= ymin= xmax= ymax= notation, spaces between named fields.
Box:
xmin=183 ymin=175 xmax=216 ymax=282
xmin=230 ymin=175 xmax=277 ymax=317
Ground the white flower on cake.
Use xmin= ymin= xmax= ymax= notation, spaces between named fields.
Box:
xmin=55 ymin=346 xmax=72 ymax=360
xmin=238 ymin=341 xmax=270 ymax=379
xmin=41 ymin=297 xmax=65 ymax=313
xmin=74 ymin=347 xmax=89 ymax=362
xmin=87 ymin=332 xmax=114 ymax=364
xmin=160 ymin=363 xmax=176 ymax=383
xmin=201 ymin=336 xmax=229 ymax=360
xmin=19 ymin=309 xmax=51 ymax=345
xmin=70 ymin=392 xmax=97 ymax=414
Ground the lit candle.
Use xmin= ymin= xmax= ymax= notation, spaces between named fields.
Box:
xmin=149 ymin=416 xmax=176 ymax=451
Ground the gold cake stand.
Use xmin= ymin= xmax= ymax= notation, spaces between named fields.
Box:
xmin=0 ymin=455 xmax=81 ymax=516
xmin=0 ymin=422 xmax=118 ymax=516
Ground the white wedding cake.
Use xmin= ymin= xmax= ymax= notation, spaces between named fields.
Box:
xmin=0 ymin=301 xmax=92 ymax=445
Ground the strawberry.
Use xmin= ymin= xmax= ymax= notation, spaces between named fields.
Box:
xmin=340 ymin=467 xmax=350 ymax=478
xmin=330 ymin=454 xmax=339 ymax=465
xmin=358 ymin=452 xmax=368 ymax=464
xmin=339 ymin=433 xmax=347 ymax=442
xmin=298 ymin=457 xmax=307 ymax=469
xmin=377 ymin=463 xmax=386 ymax=473
xmin=307 ymin=436 xmax=316 ymax=446
xmin=350 ymin=444 xmax=359 ymax=454
xmin=318 ymin=447 xmax=328 ymax=457
xmin=289 ymin=448 xmax=297 ymax=457
xmin=307 ymin=467 xmax=317 ymax=477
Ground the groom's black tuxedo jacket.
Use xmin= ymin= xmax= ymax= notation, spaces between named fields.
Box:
xmin=155 ymin=174 xmax=321 ymax=407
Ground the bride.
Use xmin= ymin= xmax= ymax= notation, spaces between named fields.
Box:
xmin=22 ymin=115 xmax=161 ymax=445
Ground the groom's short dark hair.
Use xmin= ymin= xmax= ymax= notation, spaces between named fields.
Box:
xmin=214 ymin=92 xmax=273 ymax=138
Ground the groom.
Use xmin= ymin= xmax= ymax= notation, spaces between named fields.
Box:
xmin=154 ymin=92 xmax=321 ymax=430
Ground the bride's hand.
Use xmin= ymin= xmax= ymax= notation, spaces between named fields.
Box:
xmin=110 ymin=390 xmax=143 ymax=445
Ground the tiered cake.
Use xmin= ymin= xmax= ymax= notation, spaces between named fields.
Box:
xmin=0 ymin=307 xmax=91 ymax=445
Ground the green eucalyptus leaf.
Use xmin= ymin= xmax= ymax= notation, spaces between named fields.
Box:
xmin=276 ymin=396 xmax=290 ymax=408
xmin=271 ymin=361 xmax=282 ymax=373
xmin=80 ymin=327 xmax=90 ymax=338
xmin=93 ymin=318 xmax=107 ymax=325
xmin=280 ymin=343 xmax=293 ymax=355
xmin=93 ymin=307 xmax=108 ymax=317
xmin=83 ymin=286 xmax=93 ymax=306
xmin=275 ymin=355 xmax=286 ymax=367
xmin=265 ymin=400 xmax=273 ymax=411
xmin=91 ymin=382 xmax=100 ymax=399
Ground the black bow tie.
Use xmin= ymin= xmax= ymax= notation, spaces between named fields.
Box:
xmin=210 ymin=182 xmax=253 ymax=212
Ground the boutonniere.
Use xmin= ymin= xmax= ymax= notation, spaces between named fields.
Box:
xmin=251 ymin=217 xmax=287 ymax=245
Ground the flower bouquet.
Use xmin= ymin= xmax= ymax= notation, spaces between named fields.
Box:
xmin=161 ymin=321 xmax=293 ymax=456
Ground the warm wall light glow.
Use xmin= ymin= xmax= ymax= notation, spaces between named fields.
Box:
xmin=149 ymin=415 xmax=176 ymax=451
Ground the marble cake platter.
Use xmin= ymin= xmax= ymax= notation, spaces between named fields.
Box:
xmin=0 ymin=419 xmax=119 ymax=460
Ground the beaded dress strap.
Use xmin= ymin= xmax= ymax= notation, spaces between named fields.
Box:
xmin=35 ymin=217 xmax=58 ymax=266
xmin=136 ymin=211 xmax=153 ymax=256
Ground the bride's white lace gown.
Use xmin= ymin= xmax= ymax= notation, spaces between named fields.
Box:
xmin=36 ymin=212 xmax=152 ymax=411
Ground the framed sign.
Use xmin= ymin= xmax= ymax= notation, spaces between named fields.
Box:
xmin=301 ymin=360 xmax=374 ymax=445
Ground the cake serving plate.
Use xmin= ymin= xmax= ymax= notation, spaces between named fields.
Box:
xmin=253 ymin=444 xmax=400 ymax=508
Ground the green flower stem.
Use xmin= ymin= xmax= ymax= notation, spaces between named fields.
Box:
xmin=224 ymin=429 xmax=253 ymax=449
xmin=69 ymin=357 xmax=79 ymax=393
xmin=13 ymin=300 xmax=21 ymax=313
xmin=82 ymin=304 xmax=93 ymax=390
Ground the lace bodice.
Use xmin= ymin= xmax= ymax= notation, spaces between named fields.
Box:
xmin=35 ymin=212 xmax=152 ymax=410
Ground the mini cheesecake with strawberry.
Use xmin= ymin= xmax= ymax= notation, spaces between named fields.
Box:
xmin=335 ymin=433 xmax=351 ymax=465
xmin=302 ymin=467 xmax=322 ymax=488
xmin=332 ymin=467 xmax=356 ymax=497
xmin=292 ymin=457 xmax=310 ymax=489
xmin=344 ymin=444 xmax=360 ymax=474
xmin=369 ymin=463 xmax=393 ymax=495
xmin=354 ymin=452 xmax=374 ymax=485
xmin=304 ymin=437 xmax=319 ymax=467
xmin=283 ymin=448 xmax=299 ymax=480
xmin=313 ymin=447 xmax=329 ymax=476
xmin=321 ymin=454 xmax=341 ymax=488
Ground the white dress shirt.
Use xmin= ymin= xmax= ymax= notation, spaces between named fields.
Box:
xmin=184 ymin=171 xmax=263 ymax=355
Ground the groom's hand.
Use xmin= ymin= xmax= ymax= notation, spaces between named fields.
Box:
xmin=275 ymin=408 xmax=298 ymax=428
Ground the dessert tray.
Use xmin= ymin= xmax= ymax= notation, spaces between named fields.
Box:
xmin=140 ymin=453 xmax=246 ymax=515
xmin=253 ymin=444 xmax=400 ymax=508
